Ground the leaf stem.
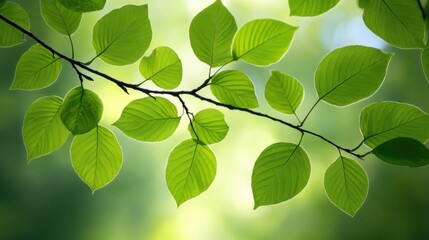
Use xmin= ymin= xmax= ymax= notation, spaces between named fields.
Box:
xmin=67 ymin=34 xmax=75 ymax=59
xmin=299 ymin=98 xmax=321 ymax=127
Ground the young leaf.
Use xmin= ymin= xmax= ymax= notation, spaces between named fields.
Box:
xmin=372 ymin=138 xmax=429 ymax=167
xmin=166 ymin=139 xmax=216 ymax=206
xmin=265 ymin=70 xmax=303 ymax=115
xmin=363 ymin=0 xmax=425 ymax=49
xmin=210 ymin=70 xmax=259 ymax=108
xmin=324 ymin=156 xmax=368 ymax=217
xmin=11 ymin=44 xmax=62 ymax=90
xmin=421 ymin=43 xmax=429 ymax=82
xmin=40 ymin=0 xmax=82 ymax=36
xmin=113 ymin=97 xmax=180 ymax=142
xmin=139 ymin=46 xmax=182 ymax=90
xmin=0 ymin=2 xmax=30 ymax=47
xmin=289 ymin=0 xmax=340 ymax=17
xmin=23 ymin=96 xmax=69 ymax=162
xmin=92 ymin=5 xmax=152 ymax=65
xmin=58 ymin=0 xmax=105 ymax=12
xmin=71 ymin=126 xmax=122 ymax=192
xmin=188 ymin=108 xmax=229 ymax=145
xmin=189 ymin=0 xmax=237 ymax=67
xmin=232 ymin=19 xmax=297 ymax=66
xmin=360 ymin=102 xmax=429 ymax=148
xmin=61 ymin=87 xmax=103 ymax=135
xmin=252 ymin=143 xmax=311 ymax=209
xmin=315 ymin=45 xmax=392 ymax=106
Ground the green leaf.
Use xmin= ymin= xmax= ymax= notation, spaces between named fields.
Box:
xmin=189 ymin=0 xmax=237 ymax=67
xmin=188 ymin=108 xmax=229 ymax=144
xmin=232 ymin=19 xmax=297 ymax=66
xmin=92 ymin=5 xmax=152 ymax=65
xmin=363 ymin=0 xmax=425 ymax=48
xmin=252 ymin=143 xmax=311 ymax=209
xmin=324 ymin=156 xmax=368 ymax=217
xmin=0 ymin=2 xmax=30 ymax=47
xmin=265 ymin=70 xmax=303 ymax=115
xmin=210 ymin=70 xmax=259 ymax=108
xmin=71 ymin=125 xmax=122 ymax=192
xmin=40 ymin=0 xmax=82 ymax=36
xmin=11 ymin=44 xmax=62 ymax=90
xmin=0 ymin=0 xmax=6 ymax=9
xmin=61 ymin=87 xmax=103 ymax=135
xmin=360 ymin=102 xmax=429 ymax=148
xmin=289 ymin=0 xmax=340 ymax=16
xmin=58 ymin=0 xmax=105 ymax=12
xmin=166 ymin=139 xmax=216 ymax=206
xmin=23 ymin=96 xmax=69 ymax=162
xmin=421 ymin=42 xmax=429 ymax=82
xmin=315 ymin=45 xmax=392 ymax=106
xmin=372 ymin=137 xmax=429 ymax=167
xmin=113 ymin=97 xmax=180 ymax=142
xmin=358 ymin=0 xmax=370 ymax=8
xmin=139 ymin=46 xmax=182 ymax=90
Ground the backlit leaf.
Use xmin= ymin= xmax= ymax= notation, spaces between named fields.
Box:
xmin=61 ymin=87 xmax=103 ymax=135
xmin=289 ymin=0 xmax=340 ymax=16
xmin=188 ymin=108 xmax=229 ymax=144
xmin=210 ymin=70 xmax=258 ymax=108
xmin=23 ymin=96 xmax=69 ymax=162
xmin=315 ymin=45 xmax=392 ymax=106
xmin=41 ymin=0 xmax=82 ymax=35
xmin=360 ymin=102 xmax=429 ymax=148
xmin=232 ymin=19 xmax=297 ymax=66
xmin=324 ymin=156 xmax=368 ymax=217
xmin=252 ymin=143 xmax=311 ymax=209
xmin=166 ymin=139 xmax=216 ymax=206
xmin=0 ymin=2 xmax=29 ymax=47
xmin=421 ymin=42 xmax=429 ymax=82
xmin=113 ymin=97 xmax=180 ymax=142
xmin=189 ymin=0 xmax=237 ymax=67
xmin=11 ymin=44 xmax=62 ymax=90
xmin=139 ymin=46 xmax=182 ymax=90
xmin=71 ymin=125 xmax=122 ymax=192
xmin=265 ymin=70 xmax=303 ymax=114
xmin=58 ymin=0 xmax=105 ymax=12
xmin=92 ymin=5 xmax=152 ymax=65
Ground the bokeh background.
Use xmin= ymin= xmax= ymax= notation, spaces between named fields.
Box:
xmin=1 ymin=0 xmax=429 ymax=239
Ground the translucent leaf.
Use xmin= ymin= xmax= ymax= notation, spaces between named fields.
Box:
xmin=61 ymin=87 xmax=103 ymax=135
xmin=0 ymin=2 xmax=30 ymax=47
xmin=289 ymin=0 xmax=340 ymax=16
xmin=71 ymin=126 xmax=122 ymax=192
xmin=92 ymin=5 xmax=152 ymax=65
xmin=363 ymin=0 xmax=425 ymax=48
xmin=188 ymin=108 xmax=229 ymax=145
xmin=324 ymin=156 xmax=368 ymax=217
xmin=210 ymin=70 xmax=259 ymax=108
xmin=40 ymin=0 xmax=82 ymax=36
xmin=315 ymin=45 xmax=392 ymax=106
xmin=265 ymin=70 xmax=303 ymax=114
xmin=372 ymin=137 xmax=429 ymax=167
xmin=139 ymin=46 xmax=182 ymax=90
xmin=421 ymin=42 xmax=429 ymax=82
xmin=360 ymin=102 xmax=429 ymax=148
xmin=252 ymin=143 xmax=311 ymax=209
xmin=166 ymin=139 xmax=216 ymax=206
xmin=113 ymin=97 xmax=180 ymax=142
xmin=58 ymin=0 xmax=105 ymax=12
xmin=11 ymin=44 xmax=62 ymax=90
xmin=358 ymin=0 xmax=370 ymax=8
xmin=189 ymin=0 xmax=237 ymax=67
xmin=23 ymin=96 xmax=69 ymax=162
xmin=232 ymin=19 xmax=297 ymax=66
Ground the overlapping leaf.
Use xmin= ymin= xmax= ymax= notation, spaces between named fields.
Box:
xmin=232 ymin=19 xmax=297 ymax=66
xmin=188 ymin=108 xmax=229 ymax=145
xmin=11 ymin=44 xmax=62 ymax=90
xmin=315 ymin=45 xmax=392 ymax=106
xmin=360 ymin=102 xmax=429 ymax=148
xmin=0 ymin=2 xmax=30 ymax=47
xmin=113 ymin=97 xmax=180 ymax=142
xmin=289 ymin=0 xmax=340 ymax=16
xmin=58 ymin=0 xmax=105 ymax=12
xmin=324 ymin=156 xmax=368 ymax=217
xmin=41 ymin=0 xmax=82 ymax=36
xmin=210 ymin=70 xmax=258 ymax=108
xmin=265 ymin=71 xmax=303 ymax=115
xmin=23 ymin=96 xmax=69 ymax=162
xmin=71 ymin=126 xmax=122 ymax=192
xmin=252 ymin=143 xmax=311 ymax=209
xmin=166 ymin=139 xmax=216 ymax=206
xmin=139 ymin=46 xmax=182 ymax=90
xmin=92 ymin=5 xmax=152 ymax=65
xmin=372 ymin=138 xmax=429 ymax=167
xmin=189 ymin=0 xmax=237 ymax=67
xmin=362 ymin=0 xmax=425 ymax=48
